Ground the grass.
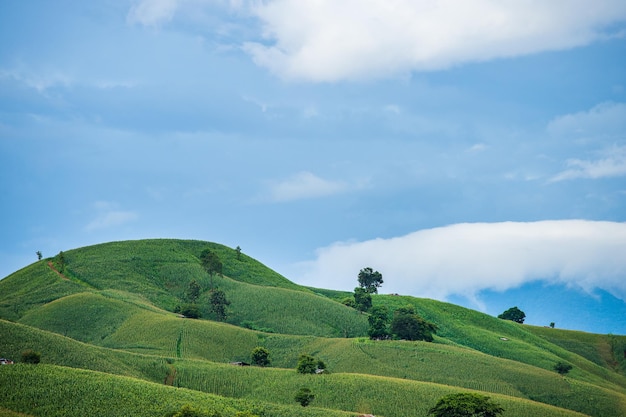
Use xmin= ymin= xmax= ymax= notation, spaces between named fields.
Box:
xmin=1 ymin=238 xmax=626 ymax=417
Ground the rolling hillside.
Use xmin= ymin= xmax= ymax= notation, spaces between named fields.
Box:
xmin=1 ymin=239 xmax=625 ymax=417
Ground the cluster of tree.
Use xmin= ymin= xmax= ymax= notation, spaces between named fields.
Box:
xmin=296 ymin=353 xmax=326 ymax=374
xmin=342 ymin=267 xmax=438 ymax=342
xmin=250 ymin=347 xmax=270 ymax=367
xmin=175 ymin=249 xmax=230 ymax=321
xmin=368 ymin=305 xmax=438 ymax=342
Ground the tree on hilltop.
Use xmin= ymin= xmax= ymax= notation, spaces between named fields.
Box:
xmin=357 ymin=267 xmax=383 ymax=294
xmin=498 ymin=306 xmax=526 ymax=323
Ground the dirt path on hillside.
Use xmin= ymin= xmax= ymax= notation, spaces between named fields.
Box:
xmin=47 ymin=261 xmax=69 ymax=281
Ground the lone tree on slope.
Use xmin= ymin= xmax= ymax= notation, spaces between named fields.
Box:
xmin=357 ymin=267 xmax=383 ymax=294
xmin=498 ymin=306 xmax=526 ymax=324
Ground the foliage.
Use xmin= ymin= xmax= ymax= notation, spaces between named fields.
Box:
xmin=498 ymin=306 xmax=526 ymax=324
xmin=428 ymin=393 xmax=504 ymax=417
xmin=36 ymin=251 xmax=42 ymax=260
xmin=294 ymin=388 xmax=315 ymax=407
xmin=186 ymin=280 xmax=202 ymax=304
xmin=554 ymin=362 xmax=573 ymax=375
xmin=235 ymin=246 xmax=242 ymax=260
xmin=341 ymin=297 xmax=356 ymax=308
xmin=165 ymin=404 xmax=221 ymax=417
xmin=209 ymin=289 xmax=230 ymax=321
xmin=296 ymin=354 xmax=325 ymax=374
xmin=56 ymin=251 xmax=66 ymax=272
xmin=368 ymin=305 xmax=390 ymax=339
xmin=357 ymin=267 xmax=383 ymax=294
xmin=180 ymin=304 xmax=202 ymax=319
xmin=354 ymin=287 xmax=372 ymax=312
xmin=201 ymin=249 xmax=222 ymax=288
xmin=391 ymin=306 xmax=437 ymax=342
xmin=251 ymin=346 xmax=271 ymax=367
xmin=21 ymin=349 xmax=41 ymax=364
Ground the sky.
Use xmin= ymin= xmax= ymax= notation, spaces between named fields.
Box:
xmin=1 ymin=0 xmax=626 ymax=334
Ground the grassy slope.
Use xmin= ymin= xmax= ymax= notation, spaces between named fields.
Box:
xmin=1 ymin=239 xmax=626 ymax=417
xmin=0 ymin=320 xmax=594 ymax=417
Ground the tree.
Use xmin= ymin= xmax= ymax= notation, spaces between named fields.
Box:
xmin=428 ymin=393 xmax=504 ymax=417
xmin=354 ymin=287 xmax=372 ymax=312
xmin=209 ymin=289 xmax=230 ymax=321
xmin=235 ymin=246 xmax=242 ymax=260
xmin=201 ymin=249 xmax=222 ymax=288
xmin=21 ymin=349 xmax=41 ymax=364
xmin=357 ymin=267 xmax=383 ymax=294
xmin=295 ymin=387 xmax=315 ymax=407
xmin=498 ymin=306 xmax=526 ymax=323
xmin=391 ymin=306 xmax=437 ymax=342
xmin=251 ymin=346 xmax=271 ymax=367
xmin=368 ymin=305 xmax=390 ymax=340
xmin=36 ymin=251 xmax=42 ymax=260
xmin=550 ymin=322 xmax=555 ymax=328
xmin=57 ymin=251 xmax=66 ymax=272
xmin=554 ymin=361 xmax=573 ymax=375
xmin=296 ymin=354 xmax=325 ymax=374
xmin=186 ymin=279 xmax=201 ymax=304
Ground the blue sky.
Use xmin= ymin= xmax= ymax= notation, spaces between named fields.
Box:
xmin=2 ymin=1 xmax=626 ymax=334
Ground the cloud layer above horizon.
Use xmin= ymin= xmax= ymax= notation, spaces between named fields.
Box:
xmin=244 ymin=0 xmax=626 ymax=81
xmin=296 ymin=220 xmax=626 ymax=306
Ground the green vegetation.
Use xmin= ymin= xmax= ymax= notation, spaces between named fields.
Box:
xmin=0 ymin=238 xmax=625 ymax=417
xmin=428 ymin=393 xmax=504 ymax=417
xmin=295 ymin=388 xmax=315 ymax=407
xmin=498 ymin=306 xmax=526 ymax=324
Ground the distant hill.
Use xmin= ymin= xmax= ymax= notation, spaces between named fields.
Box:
xmin=1 ymin=239 xmax=625 ymax=417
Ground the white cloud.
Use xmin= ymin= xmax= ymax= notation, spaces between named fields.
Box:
xmin=551 ymin=146 xmax=626 ymax=181
xmin=244 ymin=0 xmax=626 ymax=81
xmin=296 ymin=220 xmax=626 ymax=303
xmin=84 ymin=202 xmax=138 ymax=232
xmin=266 ymin=171 xmax=348 ymax=202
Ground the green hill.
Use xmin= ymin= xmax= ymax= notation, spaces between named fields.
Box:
xmin=1 ymin=238 xmax=626 ymax=417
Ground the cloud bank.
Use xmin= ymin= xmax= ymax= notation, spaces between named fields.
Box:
xmin=297 ymin=220 xmax=626 ymax=303
xmin=245 ymin=0 xmax=626 ymax=81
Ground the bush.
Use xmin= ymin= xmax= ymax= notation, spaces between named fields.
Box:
xmin=295 ymin=387 xmax=315 ymax=407
xmin=297 ymin=354 xmax=325 ymax=374
xmin=251 ymin=347 xmax=271 ymax=367
xmin=165 ymin=404 xmax=221 ymax=417
xmin=21 ymin=349 xmax=41 ymax=364
xmin=554 ymin=361 xmax=573 ymax=375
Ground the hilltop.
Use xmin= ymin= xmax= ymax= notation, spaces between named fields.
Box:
xmin=1 ymin=238 xmax=625 ymax=417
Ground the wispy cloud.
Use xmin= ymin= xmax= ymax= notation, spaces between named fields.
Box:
xmin=244 ymin=0 xmax=626 ymax=81
xmin=127 ymin=0 xmax=180 ymax=27
xmin=266 ymin=171 xmax=349 ymax=202
xmin=550 ymin=146 xmax=626 ymax=182
xmin=296 ymin=221 xmax=626 ymax=304
xmin=84 ymin=202 xmax=138 ymax=232
xmin=548 ymin=102 xmax=626 ymax=140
